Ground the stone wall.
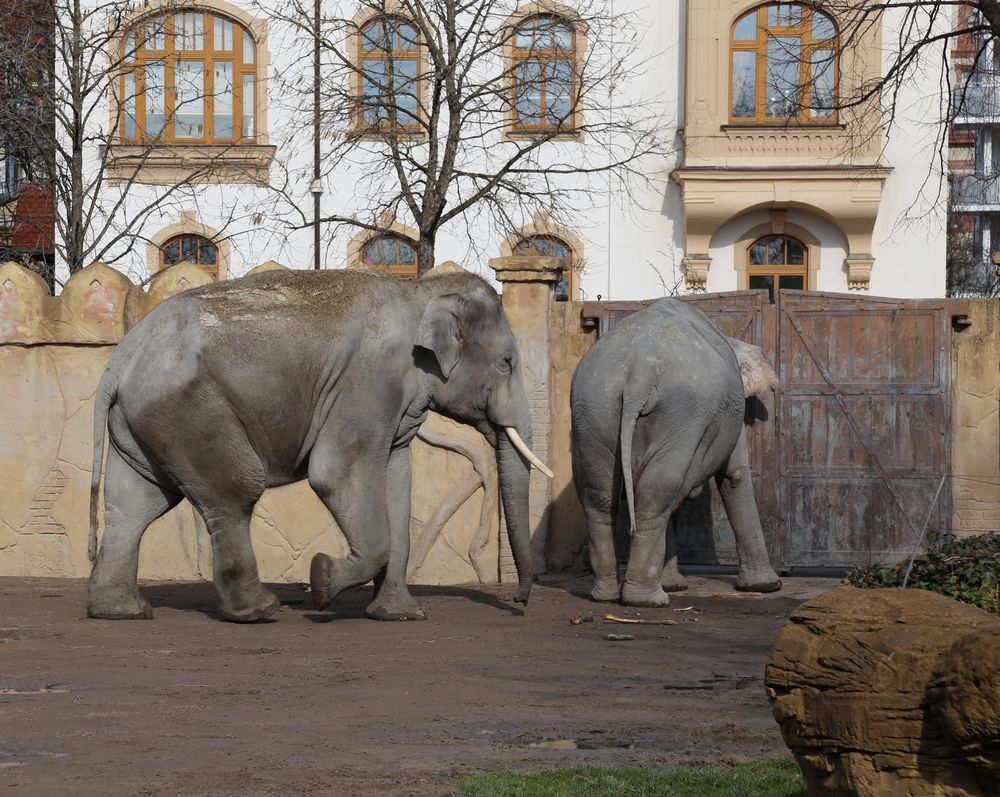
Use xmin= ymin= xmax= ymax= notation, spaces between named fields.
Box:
xmin=3 ymin=256 xmax=996 ymax=584
xmin=0 ymin=260 xmax=498 ymax=585
xmin=951 ymin=300 xmax=1000 ymax=538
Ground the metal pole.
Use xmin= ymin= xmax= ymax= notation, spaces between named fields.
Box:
xmin=312 ymin=0 xmax=322 ymax=270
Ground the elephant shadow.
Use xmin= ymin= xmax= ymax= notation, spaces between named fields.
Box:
xmin=139 ymin=581 xmax=522 ymax=623
xmin=301 ymin=584 xmax=525 ymax=623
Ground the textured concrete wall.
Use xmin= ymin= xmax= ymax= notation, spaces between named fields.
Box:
xmin=951 ymin=301 xmax=1000 ymax=538
xmin=490 ymin=255 xmax=562 ymax=580
xmin=0 ymin=261 xmax=499 ymax=585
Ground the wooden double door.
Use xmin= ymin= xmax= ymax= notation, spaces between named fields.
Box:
xmin=585 ymin=290 xmax=953 ymax=572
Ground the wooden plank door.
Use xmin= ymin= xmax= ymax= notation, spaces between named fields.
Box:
xmin=776 ymin=292 xmax=952 ymax=568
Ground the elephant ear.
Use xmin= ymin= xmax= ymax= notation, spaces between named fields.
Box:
xmin=415 ymin=294 xmax=464 ymax=379
xmin=726 ymin=336 xmax=779 ymax=397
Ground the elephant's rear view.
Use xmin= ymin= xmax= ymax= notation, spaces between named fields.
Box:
xmin=570 ymin=298 xmax=780 ymax=607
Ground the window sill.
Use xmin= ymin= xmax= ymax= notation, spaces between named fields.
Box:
xmin=503 ymin=128 xmax=583 ymax=143
xmin=722 ymin=122 xmax=846 ymax=132
xmin=104 ymin=143 xmax=276 ymax=186
xmin=347 ymin=128 xmax=429 ymax=143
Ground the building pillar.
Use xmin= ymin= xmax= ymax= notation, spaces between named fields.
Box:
xmin=489 ymin=254 xmax=564 ymax=582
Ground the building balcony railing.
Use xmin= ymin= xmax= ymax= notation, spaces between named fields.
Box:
xmin=952 ymin=85 xmax=1000 ymax=125
xmin=952 ymin=174 xmax=1000 ymax=210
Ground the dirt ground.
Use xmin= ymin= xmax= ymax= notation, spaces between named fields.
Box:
xmin=0 ymin=574 xmax=835 ymax=796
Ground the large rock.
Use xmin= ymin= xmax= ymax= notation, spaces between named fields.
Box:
xmin=765 ymin=587 xmax=1000 ymax=797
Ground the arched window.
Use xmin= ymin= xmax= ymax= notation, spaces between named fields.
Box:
xmin=121 ymin=12 xmax=257 ymax=142
xmin=511 ymin=15 xmax=577 ymax=132
xmin=746 ymin=234 xmax=807 ymax=300
xmin=161 ymin=233 xmax=219 ymax=277
xmin=362 ymin=234 xmax=419 ymax=277
xmin=730 ymin=4 xmax=837 ymax=123
xmin=515 ymin=234 xmax=575 ymax=301
xmin=357 ymin=17 xmax=421 ymax=131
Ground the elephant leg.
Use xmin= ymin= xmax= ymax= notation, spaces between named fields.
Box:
xmin=621 ymin=452 xmax=688 ymax=608
xmin=309 ymin=446 xmax=391 ymax=611
xmin=586 ymin=504 xmax=620 ymax=602
xmin=661 ymin=514 xmax=689 ymax=592
xmin=366 ymin=446 xmax=425 ymax=621
xmin=201 ymin=506 xmax=280 ymax=622
xmin=160 ymin=418 xmax=278 ymax=622
xmin=716 ymin=427 xmax=781 ymax=593
xmin=88 ymin=446 xmax=180 ymax=620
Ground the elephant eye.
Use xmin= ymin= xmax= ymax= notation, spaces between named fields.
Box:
xmin=498 ymin=355 xmax=513 ymax=374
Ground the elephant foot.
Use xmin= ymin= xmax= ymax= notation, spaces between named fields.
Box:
xmin=591 ymin=576 xmax=622 ymax=603
xmin=735 ymin=567 xmax=782 ymax=594
xmin=310 ymin=553 xmax=342 ymax=610
xmin=661 ymin=573 xmax=689 ymax=593
xmin=87 ymin=586 xmax=153 ymax=620
xmin=219 ymin=590 xmax=281 ymax=623
xmin=620 ymin=583 xmax=670 ymax=607
xmin=366 ymin=593 xmax=427 ymax=621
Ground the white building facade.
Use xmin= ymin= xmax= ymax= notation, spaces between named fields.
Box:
xmin=64 ymin=0 xmax=949 ymax=300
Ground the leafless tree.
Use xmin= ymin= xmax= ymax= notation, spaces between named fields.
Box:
xmin=812 ymin=1 xmax=1000 ymax=295
xmin=262 ymin=0 xmax=668 ymax=274
xmin=0 ymin=0 xmax=280 ymax=287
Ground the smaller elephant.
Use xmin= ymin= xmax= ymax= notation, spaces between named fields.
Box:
xmin=571 ymin=298 xmax=781 ymax=607
xmin=659 ymin=334 xmax=779 ymax=593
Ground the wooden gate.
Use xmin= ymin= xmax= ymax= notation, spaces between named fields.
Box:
xmin=579 ymin=291 xmax=952 ymax=571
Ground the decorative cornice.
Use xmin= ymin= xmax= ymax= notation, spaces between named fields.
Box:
xmin=489 ymin=255 xmax=565 ymax=284
xmin=682 ymin=255 xmax=710 ymax=291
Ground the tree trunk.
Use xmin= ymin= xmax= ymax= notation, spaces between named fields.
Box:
xmin=418 ymin=234 xmax=436 ymax=277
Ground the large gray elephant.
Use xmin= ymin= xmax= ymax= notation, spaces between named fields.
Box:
xmin=87 ymin=268 xmax=547 ymax=622
xmin=571 ymin=298 xmax=781 ymax=607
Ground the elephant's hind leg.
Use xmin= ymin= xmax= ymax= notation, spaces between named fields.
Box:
xmin=716 ymin=427 xmax=781 ymax=593
xmin=620 ymin=452 xmax=691 ymax=608
xmin=201 ymin=506 xmax=280 ymax=622
xmin=88 ymin=446 xmax=180 ymax=620
xmin=586 ymin=501 xmax=620 ymax=602
xmin=660 ymin=515 xmax=689 ymax=593
xmin=575 ymin=443 xmax=622 ymax=602
xmin=168 ymin=421 xmax=278 ymax=622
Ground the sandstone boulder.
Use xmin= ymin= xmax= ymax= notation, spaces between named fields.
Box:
xmin=765 ymin=587 xmax=1000 ymax=797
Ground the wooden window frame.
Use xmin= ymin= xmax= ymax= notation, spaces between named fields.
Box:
xmin=361 ymin=233 xmax=420 ymax=277
xmin=354 ymin=15 xmax=424 ymax=135
xmin=729 ymin=3 xmax=839 ymax=126
xmin=120 ymin=11 xmax=257 ymax=144
xmin=509 ymin=13 xmax=579 ymax=134
xmin=515 ymin=233 xmax=576 ymax=300
xmin=745 ymin=233 xmax=809 ymax=296
xmin=160 ymin=232 xmax=220 ymax=278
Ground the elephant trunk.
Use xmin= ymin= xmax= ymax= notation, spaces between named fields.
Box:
xmin=495 ymin=422 xmax=536 ymax=604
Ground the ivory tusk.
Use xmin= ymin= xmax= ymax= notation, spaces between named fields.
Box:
xmin=504 ymin=427 xmax=554 ymax=479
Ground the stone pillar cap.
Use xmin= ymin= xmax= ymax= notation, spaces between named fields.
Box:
xmin=489 ymin=255 xmax=565 ymax=284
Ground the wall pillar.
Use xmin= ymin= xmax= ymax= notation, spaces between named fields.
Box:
xmin=490 ymin=254 xmax=564 ymax=581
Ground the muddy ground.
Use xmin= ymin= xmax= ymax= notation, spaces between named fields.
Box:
xmin=0 ymin=575 xmax=834 ymax=796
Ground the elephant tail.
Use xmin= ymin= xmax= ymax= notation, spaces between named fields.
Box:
xmin=89 ymin=366 xmax=120 ymax=562
xmin=619 ymin=395 xmax=642 ymax=535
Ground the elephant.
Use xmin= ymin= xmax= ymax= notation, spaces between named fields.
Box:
xmin=570 ymin=298 xmax=781 ymax=607
xmin=87 ymin=267 xmax=549 ymax=623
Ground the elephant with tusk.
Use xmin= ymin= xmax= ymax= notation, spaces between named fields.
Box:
xmin=571 ymin=298 xmax=781 ymax=607
xmin=87 ymin=267 xmax=550 ymax=623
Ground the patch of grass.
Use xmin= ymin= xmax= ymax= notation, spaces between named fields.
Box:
xmin=457 ymin=758 xmax=806 ymax=797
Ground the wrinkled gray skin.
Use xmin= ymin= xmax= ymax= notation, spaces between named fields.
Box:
xmin=87 ymin=269 xmax=535 ymax=623
xmin=571 ymin=298 xmax=781 ymax=607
